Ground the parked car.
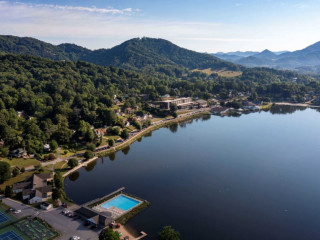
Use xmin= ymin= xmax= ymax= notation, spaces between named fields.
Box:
xmin=62 ymin=210 xmax=70 ymax=215
xmin=70 ymin=236 xmax=80 ymax=240
xmin=14 ymin=210 xmax=21 ymax=214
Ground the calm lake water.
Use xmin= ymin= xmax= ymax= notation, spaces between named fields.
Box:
xmin=65 ymin=106 xmax=320 ymax=240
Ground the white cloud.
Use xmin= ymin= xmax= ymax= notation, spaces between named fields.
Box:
xmin=0 ymin=1 xmax=320 ymax=52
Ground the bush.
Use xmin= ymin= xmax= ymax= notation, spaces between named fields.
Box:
xmin=21 ymin=167 xmax=25 ymax=173
xmin=48 ymin=153 xmax=56 ymax=160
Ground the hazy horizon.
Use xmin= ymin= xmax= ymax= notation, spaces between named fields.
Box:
xmin=1 ymin=0 xmax=320 ymax=52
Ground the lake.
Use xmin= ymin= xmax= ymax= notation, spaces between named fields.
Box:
xmin=65 ymin=106 xmax=320 ymax=240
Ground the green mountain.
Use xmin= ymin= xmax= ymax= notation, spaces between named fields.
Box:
xmin=0 ymin=35 xmax=241 ymax=72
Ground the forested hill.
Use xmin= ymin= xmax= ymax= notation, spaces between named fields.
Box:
xmin=0 ymin=35 xmax=241 ymax=72
xmin=0 ymin=35 xmax=91 ymax=61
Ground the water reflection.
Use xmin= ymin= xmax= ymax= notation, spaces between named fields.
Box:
xmin=269 ymin=105 xmax=307 ymax=115
xmin=144 ymin=132 xmax=152 ymax=138
xmin=109 ymin=152 xmax=116 ymax=161
xmin=122 ymin=146 xmax=130 ymax=155
xmin=200 ymin=114 xmax=211 ymax=121
xmin=137 ymin=137 xmax=142 ymax=142
xmin=85 ymin=159 xmax=97 ymax=172
xmin=168 ymin=123 xmax=178 ymax=133
xmin=68 ymin=171 xmax=80 ymax=181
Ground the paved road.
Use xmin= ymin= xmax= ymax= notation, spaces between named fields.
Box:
xmin=1 ymin=197 xmax=100 ymax=240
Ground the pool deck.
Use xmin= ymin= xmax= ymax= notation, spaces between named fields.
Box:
xmin=92 ymin=194 xmax=143 ymax=220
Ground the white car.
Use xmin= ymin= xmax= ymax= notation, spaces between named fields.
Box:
xmin=14 ymin=210 xmax=21 ymax=214
xmin=70 ymin=236 xmax=80 ymax=240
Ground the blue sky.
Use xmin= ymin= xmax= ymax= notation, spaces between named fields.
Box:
xmin=1 ymin=0 xmax=320 ymax=52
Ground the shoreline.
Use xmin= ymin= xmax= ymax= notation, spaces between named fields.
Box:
xmin=63 ymin=109 xmax=211 ymax=178
xmin=274 ymin=102 xmax=320 ymax=108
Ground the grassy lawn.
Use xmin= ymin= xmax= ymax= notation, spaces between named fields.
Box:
xmin=59 ymin=149 xmax=75 ymax=157
xmin=105 ymin=135 xmax=120 ymax=141
xmin=0 ymin=171 xmax=34 ymax=190
xmin=126 ymin=125 xmax=136 ymax=131
xmin=1 ymin=158 xmax=39 ymax=168
xmin=177 ymin=110 xmax=193 ymax=115
xmin=192 ymin=68 xmax=242 ymax=77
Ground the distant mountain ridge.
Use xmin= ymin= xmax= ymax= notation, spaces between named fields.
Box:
xmin=212 ymin=42 xmax=320 ymax=74
xmin=0 ymin=35 xmax=241 ymax=72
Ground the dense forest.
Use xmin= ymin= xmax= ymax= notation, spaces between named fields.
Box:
xmin=0 ymin=35 xmax=241 ymax=72
xmin=0 ymin=52 xmax=319 ymax=157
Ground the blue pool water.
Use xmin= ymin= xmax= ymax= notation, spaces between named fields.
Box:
xmin=101 ymin=195 xmax=140 ymax=211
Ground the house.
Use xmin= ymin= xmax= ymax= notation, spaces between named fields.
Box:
xmin=194 ymin=99 xmax=208 ymax=108
xmin=76 ymin=206 xmax=112 ymax=227
xmin=162 ymin=94 xmax=170 ymax=98
xmin=10 ymin=148 xmax=28 ymax=158
xmin=12 ymin=173 xmax=53 ymax=204
xmin=243 ymin=102 xmax=260 ymax=111
xmin=94 ymin=128 xmax=107 ymax=137
xmin=43 ymin=144 xmax=51 ymax=152
xmin=139 ymin=94 xmax=149 ymax=100
xmin=16 ymin=111 xmax=24 ymax=118
xmin=211 ymin=107 xmax=229 ymax=115
xmin=125 ymin=108 xmax=135 ymax=115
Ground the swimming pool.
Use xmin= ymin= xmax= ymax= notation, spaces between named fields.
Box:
xmin=101 ymin=195 xmax=140 ymax=211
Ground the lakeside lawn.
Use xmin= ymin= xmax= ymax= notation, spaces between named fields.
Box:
xmin=1 ymin=158 xmax=39 ymax=168
xmin=0 ymin=171 xmax=34 ymax=190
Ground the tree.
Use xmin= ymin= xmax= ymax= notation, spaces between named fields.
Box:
xmin=132 ymin=119 xmax=142 ymax=131
xmin=121 ymin=129 xmax=129 ymax=139
xmin=68 ymin=158 xmax=78 ymax=168
xmin=84 ymin=150 xmax=94 ymax=160
xmin=99 ymin=228 xmax=120 ymax=240
xmin=249 ymin=91 xmax=258 ymax=101
xmin=0 ymin=162 xmax=11 ymax=184
xmin=170 ymin=103 xmax=178 ymax=113
xmin=54 ymin=172 xmax=63 ymax=189
xmin=50 ymin=140 xmax=58 ymax=151
xmin=12 ymin=168 xmax=20 ymax=177
xmin=158 ymin=226 xmax=180 ymax=240
xmin=52 ymin=187 xmax=61 ymax=200
xmin=172 ymin=112 xmax=178 ymax=118
xmin=143 ymin=120 xmax=152 ymax=128
xmin=108 ymin=139 xmax=115 ymax=147
xmin=87 ymin=143 xmax=96 ymax=152
xmin=4 ymin=185 xmax=12 ymax=198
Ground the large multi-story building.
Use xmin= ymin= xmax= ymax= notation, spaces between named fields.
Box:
xmin=159 ymin=97 xmax=193 ymax=110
